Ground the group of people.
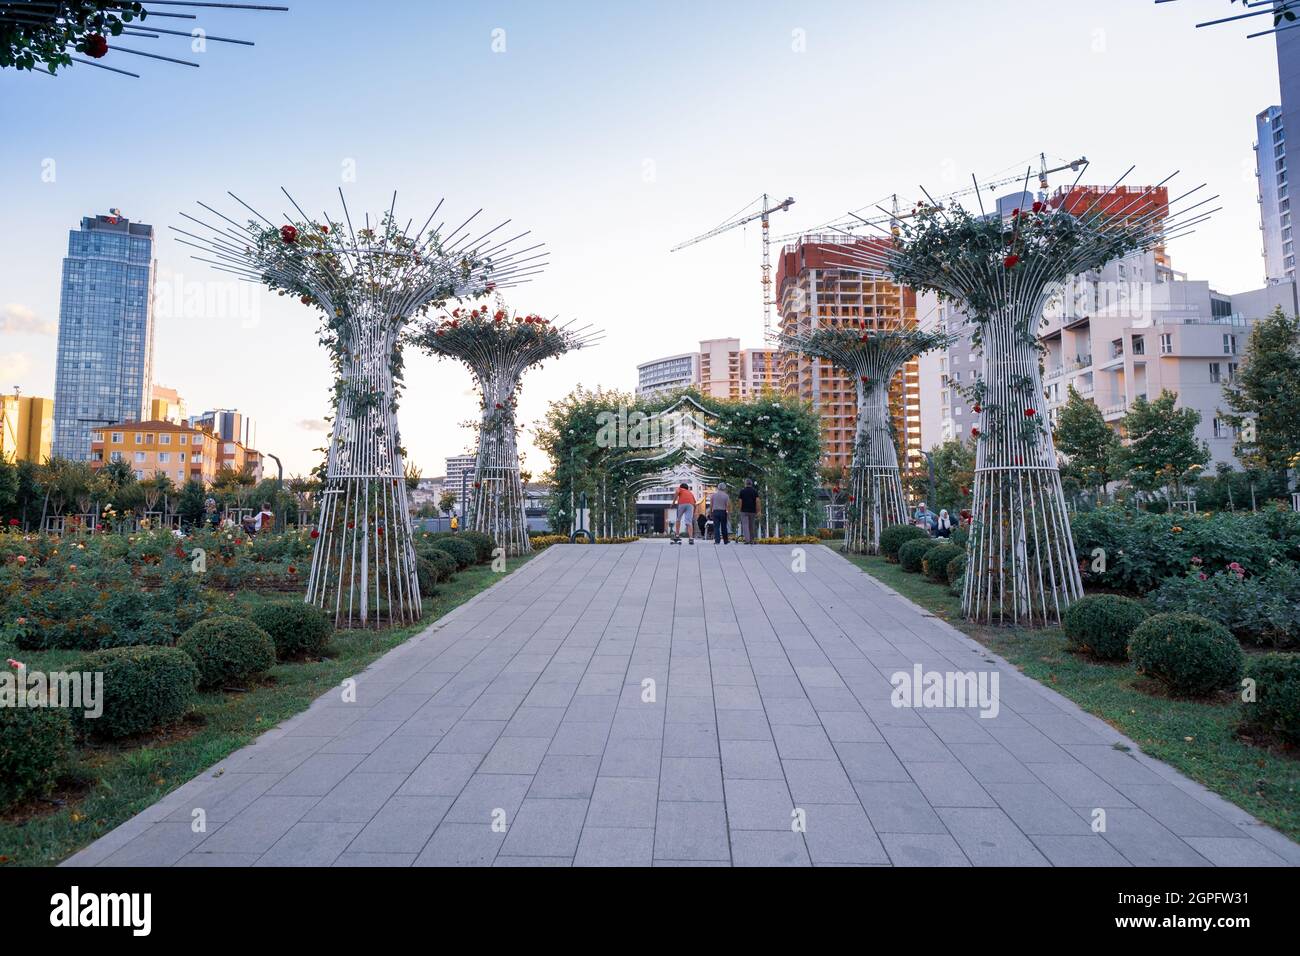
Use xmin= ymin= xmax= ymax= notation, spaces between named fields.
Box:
xmin=673 ymin=478 xmax=761 ymax=545
xmin=202 ymin=498 xmax=276 ymax=536
xmin=911 ymin=501 xmax=970 ymax=538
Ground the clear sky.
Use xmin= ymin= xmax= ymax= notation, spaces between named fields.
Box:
xmin=0 ymin=0 xmax=1284 ymax=477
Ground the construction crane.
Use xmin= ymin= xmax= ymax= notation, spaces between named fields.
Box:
xmin=671 ymin=193 xmax=795 ymax=340
xmin=778 ymin=155 xmax=1089 ymax=243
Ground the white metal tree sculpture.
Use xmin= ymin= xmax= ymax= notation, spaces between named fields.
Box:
xmin=173 ymin=189 xmax=546 ymax=626
xmin=409 ymin=306 xmax=600 ymax=557
xmin=780 ymin=326 xmax=949 ymax=554
xmin=837 ymin=166 xmax=1216 ymax=623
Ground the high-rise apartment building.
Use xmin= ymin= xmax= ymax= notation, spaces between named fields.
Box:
xmin=774 ymin=238 xmax=922 ymax=476
xmin=1255 ymin=106 xmax=1292 ymax=284
xmin=636 ymin=338 xmax=777 ymax=400
xmin=0 ymin=393 xmax=54 ymax=463
xmin=444 ymin=453 xmax=476 ymax=509
xmin=188 ymin=408 xmax=256 ymax=450
xmin=52 ymin=212 xmax=157 ymax=462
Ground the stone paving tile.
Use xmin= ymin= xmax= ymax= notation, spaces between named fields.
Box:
xmin=66 ymin=542 xmax=1298 ymax=868
xmin=575 ymin=827 xmax=655 ymax=867
xmin=256 ymin=821 xmax=365 ymax=867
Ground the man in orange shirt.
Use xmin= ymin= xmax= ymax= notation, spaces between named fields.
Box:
xmin=674 ymin=482 xmax=696 ymax=545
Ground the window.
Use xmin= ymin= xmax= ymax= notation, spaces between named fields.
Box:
xmin=158 ymin=452 xmax=169 ymax=463
xmin=1160 ymin=334 xmax=1173 ymax=355
xmin=178 ymin=434 xmax=188 ymax=445
xmin=134 ymin=451 xmax=146 ymax=462
xmin=1132 ymin=335 xmax=1145 ymax=356
xmin=1209 ymin=362 xmax=1221 ymax=383
xmin=1228 ymin=362 xmax=1239 ymax=382
xmin=1213 ymin=417 xmax=1228 ymax=439
xmin=192 ymin=454 xmax=203 ymax=464
xmin=179 ymin=452 xmax=187 ymax=463
xmin=91 ymin=431 xmax=103 ymax=442
xmin=111 ymin=432 xmax=123 ymax=443
xmin=1223 ymin=334 xmax=1237 ymax=355
xmin=110 ymin=451 xmax=122 ymax=463
xmin=159 ymin=434 xmax=171 ymax=445
xmin=134 ymin=433 xmax=143 ymax=445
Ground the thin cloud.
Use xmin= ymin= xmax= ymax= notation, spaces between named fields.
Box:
xmin=1 ymin=304 xmax=55 ymax=336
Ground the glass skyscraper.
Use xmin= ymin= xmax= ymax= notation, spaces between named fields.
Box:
xmin=52 ymin=213 xmax=156 ymax=461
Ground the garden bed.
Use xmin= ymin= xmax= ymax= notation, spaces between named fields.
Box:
xmin=0 ymin=555 xmax=530 ymax=866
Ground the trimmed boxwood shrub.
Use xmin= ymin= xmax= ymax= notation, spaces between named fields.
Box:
xmin=247 ymin=601 xmax=333 ymax=660
xmin=178 ymin=615 xmax=276 ymax=690
xmin=898 ymin=538 xmax=935 ymax=573
xmin=458 ymin=530 xmax=496 ymax=563
xmin=1129 ymin=613 xmax=1244 ymax=697
xmin=946 ymin=550 xmax=967 ymax=586
xmin=923 ymin=544 xmax=963 ymax=583
xmin=75 ymin=646 xmax=198 ymax=739
xmin=415 ymin=555 xmax=441 ymax=598
xmin=1241 ymin=654 xmax=1300 ymax=744
xmin=0 ymin=706 xmax=73 ymax=808
xmin=419 ymin=548 xmax=458 ymax=583
xmin=430 ymin=536 xmax=477 ymax=570
xmin=1062 ymin=594 xmax=1149 ymax=661
xmin=880 ymin=524 xmax=928 ymax=561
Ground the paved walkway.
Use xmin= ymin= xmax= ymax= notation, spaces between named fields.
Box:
xmin=67 ymin=542 xmax=1299 ymax=867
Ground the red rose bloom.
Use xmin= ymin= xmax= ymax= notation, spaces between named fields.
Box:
xmin=1003 ymin=254 xmax=1020 ymax=269
xmin=280 ymin=225 xmax=298 ymax=243
xmin=971 ymin=427 xmax=981 ymax=437
xmin=310 ymin=529 xmax=320 ymax=539
xmin=972 ymin=403 xmax=981 ymax=413
xmin=85 ymin=34 xmax=108 ymax=58
xmin=1032 ymin=201 xmax=1044 ymax=213
xmin=1024 ymin=407 xmax=1036 ymax=417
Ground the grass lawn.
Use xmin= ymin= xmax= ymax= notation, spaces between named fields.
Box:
xmin=844 ymin=552 xmax=1300 ymax=843
xmin=0 ymin=555 xmax=532 ymax=867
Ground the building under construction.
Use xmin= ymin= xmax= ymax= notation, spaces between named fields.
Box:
xmin=775 ymin=237 xmax=923 ymax=479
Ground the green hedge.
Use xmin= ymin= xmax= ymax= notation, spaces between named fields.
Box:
xmin=458 ymin=530 xmax=496 ymax=563
xmin=74 ymin=646 xmax=198 ymax=740
xmin=1241 ymin=654 xmax=1300 ymax=745
xmin=880 ymin=524 xmax=928 ymax=561
xmin=898 ymin=537 xmax=936 ymax=573
xmin=1130 ymin=613 xmax=1244 ymax=698
xmin=0 ymin=706 xmax=73 ymax=808
xmin=178 ymin=615 xmax=276 ymax=690
xmin=247 ymin=601 xmax=333 ymax=660
xmin=1062 ymin=594 xmax=1149 ymax=661
xmin=420 ymin=548 xmax=458 ymax=583
xmin=923 ymin=544 xmax=963 ymax=583
xmin=1071 ymin=506 xmax=1299 ymax=594
xmin=429 ymin=536 xmax=477 ymax=570
xmin=946 ymin=551 xmax=967 ymax=587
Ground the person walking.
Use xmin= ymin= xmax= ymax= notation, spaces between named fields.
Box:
xmin=450 ymin=513 xmax=459 ymax=533
xmin=738 ymin=478 xmax=760 ymax=544
xmin=675 ymin=482 xmax=696 ymax=545
xmin=710 ymin=483 xmax=731 ymax=544
xmin=696 ymin=500 xmax=709 ymax=539
xmin=935 ymin=508 xmax=952 ymax=538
